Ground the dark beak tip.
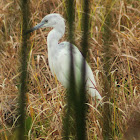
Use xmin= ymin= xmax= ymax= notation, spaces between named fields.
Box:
xmin=24 ymin=29 xmax=33 ymax=35
xmin=23 ymin=22 xmax=43 ymax=35
xmin=23 ymin=28 xmax=34 ymax=36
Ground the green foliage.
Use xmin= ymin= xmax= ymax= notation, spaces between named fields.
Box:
xmin=25 ymin=116 xmax=32 ymax=137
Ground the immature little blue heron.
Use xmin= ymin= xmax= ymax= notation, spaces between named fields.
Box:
xmin=27 ymin=13 xmax=101 ymax=100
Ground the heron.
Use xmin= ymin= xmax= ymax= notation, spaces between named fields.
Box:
xmin=26 ymin=13 xmax=101 ymax=100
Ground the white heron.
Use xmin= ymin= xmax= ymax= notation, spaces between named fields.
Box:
xmin=27 ymin=13 xmax=101 ymax=100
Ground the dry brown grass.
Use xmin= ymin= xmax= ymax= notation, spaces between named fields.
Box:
xmin=0 ymin=0 xmax=139 ymax=139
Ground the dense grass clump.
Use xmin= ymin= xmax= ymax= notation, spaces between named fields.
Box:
xmin=0 ymin=0 xmax=139 ymax=139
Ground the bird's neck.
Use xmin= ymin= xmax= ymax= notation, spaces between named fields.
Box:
xmin=47 ymin=26 xmax=65 ymax=51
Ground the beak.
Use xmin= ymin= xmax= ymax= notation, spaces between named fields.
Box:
xmin=25 ymin=22 xmax=44 ymax=35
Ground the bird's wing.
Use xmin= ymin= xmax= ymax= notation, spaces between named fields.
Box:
xmin=57 ymin=42 xmax=86 ymax=85
xmin=56 ymin=42 xmax=101 ymax=99
xmin=55 ymin=42 xmax=83 ymax=88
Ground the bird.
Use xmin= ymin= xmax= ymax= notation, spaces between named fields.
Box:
xmin=26 ymin=13 xmax=101 ymax=100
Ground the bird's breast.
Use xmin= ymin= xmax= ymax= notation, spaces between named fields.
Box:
xmin=48 ymin=54 xmax=55 ymax=76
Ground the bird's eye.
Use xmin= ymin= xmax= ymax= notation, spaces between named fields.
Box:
xmin=45 ymin=20 xmax=48 ymax=23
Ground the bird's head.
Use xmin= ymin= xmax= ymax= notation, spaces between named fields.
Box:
xmin=26 ymin=13 xmax=65 ymax=34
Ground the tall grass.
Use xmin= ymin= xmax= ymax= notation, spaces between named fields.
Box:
xmin=0 ymin=0 xmax=139 ymax=139
xmin=18 ymin=0 xmax=30 ymax=139
xmin=102 ymin=0 xmax=113 ymax=139
xmin=63 ymin=0 xmax=77 ymax=139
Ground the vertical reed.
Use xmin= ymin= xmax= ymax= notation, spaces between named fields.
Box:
xmin=102 ymin=0 xmax=113 ymax=139
xmin=18 ymin=0 xmax=30 ymax=139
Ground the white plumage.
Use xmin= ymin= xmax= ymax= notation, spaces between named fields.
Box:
xmin=27 ymin=13 xmax=101 ymax=100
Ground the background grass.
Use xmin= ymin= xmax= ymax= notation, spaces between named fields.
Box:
xmin=0 ymin=0 xmax=140 ymax=139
